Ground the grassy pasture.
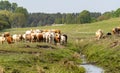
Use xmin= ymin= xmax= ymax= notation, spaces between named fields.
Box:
xmin=0 ymin=17 xmax=120 ymax=73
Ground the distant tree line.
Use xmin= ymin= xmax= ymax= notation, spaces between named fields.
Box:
xmin=0 ymin=1 xmax=120 ymax=29
xmin=27 ymin=8 xmax=120 ymax=27
xmin=28 ymin=11 xmax=101 ymax=27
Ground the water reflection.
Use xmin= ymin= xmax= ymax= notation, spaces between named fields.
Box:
xmin=80 ymin=55 xmax=104 ymax=73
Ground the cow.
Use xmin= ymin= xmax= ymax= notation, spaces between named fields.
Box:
xmin=112 ymin=27 xmax=120 ymax=35
xmin=95 ymin=29 xmax=103 ymax=40
xmin=12 ymin=34 xmax=23 ymax=42
xmin=25 ymin=34 xmax=32 ymax=42
xmin=6 ymin=36 xmax=14 ymax=44
xmin=36 ymin=32 xmax=43 ymax=42
xmin=3 ymin=32 xmax=10 ymax=37
xmin=60 ymin=34 xmax=68 ymax=45
xmin=54 ymin=33 xmax=61 ymax=45
xmin=0 ymin=36 xmax=6 ymax=44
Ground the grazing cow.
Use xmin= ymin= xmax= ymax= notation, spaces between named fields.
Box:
xmin=44 ymin=32 xmax=51 ymax=43
xmin=3 ymin=32 xmax=10 ymax=37
xmin=36 ymin=32 xmax=43 ymax=42
xmin=0 ymin=36 xmax=6 ymax=44
xmin=25 ymin=34 xmax=32 ymax=42
xmin=12 ymin=34 xmax=23 ymax=42
xmin=54 ymin=33 xmax=61 ymax=45
xmin=112 ymin=27 xmax=120 ymax=35
xmin=50 ymin=32 xmax=55 ymax=44
xmin=6 ymin=36 xmax=14 ymax=44
xmin=31 ymin=32 xmax=37 ymax=42
xmin=60 ymin=34 xmax=67 ymax=45
xmin=95 ymin=29 xmax=103 ymax=40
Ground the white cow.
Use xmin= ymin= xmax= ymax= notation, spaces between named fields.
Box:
xmin=95 ymin=29 xmax=103 ymax=40
xmin=0 ymin=36 xmax=6 ymax=44
xmin=12 ymin=34 xmax=23 ymax=42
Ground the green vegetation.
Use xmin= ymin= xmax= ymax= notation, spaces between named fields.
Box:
xmin=0 ymin=42 xmax=85 ymax=73
xmin=0 ymin=17 xmax=120 ymax=73
xmin=0 ymin=1 xmax=120 ymax=72
xmin=1 ymin=1 xmax=120 ymax=29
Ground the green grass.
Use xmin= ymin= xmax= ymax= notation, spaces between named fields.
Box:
xmin=0 ymin=17 xmax=120 ymax=73
xmin=0 ymin=42 xmax=84 ymax=73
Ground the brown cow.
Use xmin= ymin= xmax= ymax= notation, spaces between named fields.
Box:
xmin=6 ymin=36 xmax=14 ymax=44
xmin=54 ymin=33 xmax=61 ymax=45
xmin=36 ymin=33 xmax=43 ymax=42
xmin=25 ymin=34 xmax=32 ymax=42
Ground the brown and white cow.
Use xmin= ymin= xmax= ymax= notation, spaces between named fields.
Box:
xmin=112 ymin=27 xmax=120 ymax=35
xmin=0 ymin=36 xmax=6 ymax=44
xmin=60 ymin=34 xmax=67 ymax=45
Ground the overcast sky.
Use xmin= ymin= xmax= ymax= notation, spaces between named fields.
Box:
xmin=8 ymin=0 xmax=120 ymax=13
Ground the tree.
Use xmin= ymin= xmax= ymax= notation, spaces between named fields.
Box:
xmin=77 ymin=10 xmax=91 ymax=24
xmin=0 ymin=10 xmax=12 ymax=28
xmin=114 ymin=8 xmax=120 ymax=17
xmin=11 ymin=3 xmax=18 ymax=12
xmin=66 ymin=13 xmax=75 ymax=24
xmin=15 ymin=7 xmax=28 ymax=18
xmin=90 ymin=12 xmax=101 ymax=22
xmin=0 ymin=14 xmax=9 ymax=30
xmin=0 ymin=1 xmax=11 ymax=11
xmin=55 ymin=13 xmax=62 ymax=24
xmin=15 ymin=7 xmax=28 ymax=26
xmin=10 ymin=13 xmax=26 ymax=28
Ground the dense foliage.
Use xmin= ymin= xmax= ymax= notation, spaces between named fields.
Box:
xmin=0 ymin=1 xmax=28 ymax=29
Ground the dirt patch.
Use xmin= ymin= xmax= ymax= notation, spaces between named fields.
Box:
xmin=36 ymin=44 xmax=56 ymax=49
xmin=21 ymin=44 xmax=56 ymax=49
xmin=0 ymin=49 xmax=41 ymax=55
xmin=0 ymin=50 xmax=17 ymax=54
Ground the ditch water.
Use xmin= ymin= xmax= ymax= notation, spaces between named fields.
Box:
xmin=80 ymin=55 xmax=104 ymax=73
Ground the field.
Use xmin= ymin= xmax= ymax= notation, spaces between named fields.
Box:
xmin=0 ymin=18 xmax=120 ymax=73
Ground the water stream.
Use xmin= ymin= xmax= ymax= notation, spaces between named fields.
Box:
xmin=80 ymin=55 xmax=104 ymax=73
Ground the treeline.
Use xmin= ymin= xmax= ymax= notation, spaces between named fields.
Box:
xmin=28 ymin=11 xmax=101 ymax=27
xmin=1 ymin=1 xmax=120 ymax=29
xmin=28 ymin=9 xmax=120 ymax=27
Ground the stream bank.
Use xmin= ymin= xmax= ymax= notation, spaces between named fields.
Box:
xmin=80 ymin=55 xmax=104 ymax=73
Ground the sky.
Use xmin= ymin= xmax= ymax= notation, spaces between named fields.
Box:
xmin=8 ymin=0 xmax=120 ymax=13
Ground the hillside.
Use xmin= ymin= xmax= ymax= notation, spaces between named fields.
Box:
xmin=0 ymin=17 xmax=120 ymax=73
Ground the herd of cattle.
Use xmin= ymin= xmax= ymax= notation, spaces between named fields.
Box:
xmin=95 ymin=27 xmax=120 ymax=40
xmin=0 ymin=26 xmax=120 ymax=45
xmin=0 ymin=29 xmax=67 ymax=45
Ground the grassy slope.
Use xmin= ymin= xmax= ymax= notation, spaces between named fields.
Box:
xmin=0 ymin=17 xmax=120 ymax=73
